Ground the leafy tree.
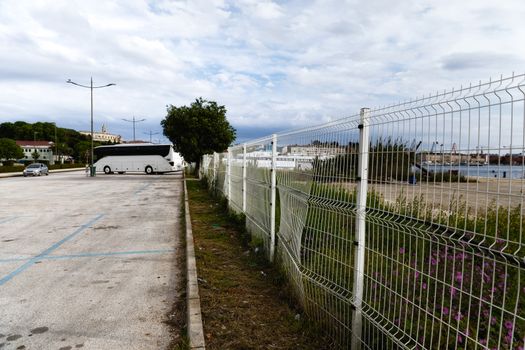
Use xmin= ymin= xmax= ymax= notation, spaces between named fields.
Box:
xmin=0 ymin=121 xmax=112 ymax=163
xmin=31 ymin=150 xmax=40 ymax=162
xmin=74 ymin=141 xmax=92 ymax=164
xmin=0 ymin=138 xmax=24 ymax=164
xmin=161 ymin=98 xmax=236 ymax=171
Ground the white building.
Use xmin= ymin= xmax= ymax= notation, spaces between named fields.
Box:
xmin=283 ymin=145 xmax=346 ymax=157
xmin=79 ymin=124 xmax=121 ymax=143
xmin=16 ymin=140 xmax=55 ymax=164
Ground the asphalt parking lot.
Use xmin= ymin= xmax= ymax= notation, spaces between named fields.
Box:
xmin=0 ymin=171 xmax=182 ymax=349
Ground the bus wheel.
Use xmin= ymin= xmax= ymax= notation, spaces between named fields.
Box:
xmin=145 ymin=166 xmax=153 ymax=175
xmin=104 ymin=166 xmax=112 ymax=174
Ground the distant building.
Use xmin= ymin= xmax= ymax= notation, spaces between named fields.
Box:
xmin=283 ymin=145 xmax=346 ymax=157
xmin=79 ymin=124 xmax=121 ymax=143
xmin=121 ymin=140 xmax=148 ymax=144
xmin=421 ymin=152 xmax=489 ymax=165
xmin=16 ymin=141 xmax=55 ymax=164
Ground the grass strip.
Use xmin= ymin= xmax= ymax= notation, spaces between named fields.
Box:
xmin=186 ymin=178 xmax=332 ymax=350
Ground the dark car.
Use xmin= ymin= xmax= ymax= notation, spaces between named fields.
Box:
xmin=23 ymin=163 xmax=49 ymax=177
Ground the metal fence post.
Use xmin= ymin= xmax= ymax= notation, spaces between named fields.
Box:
xmin=270 ymin=134 xmax=277 ymax=262
xmin=242 ymin=143 xmax=247 ymax=213
xmin=227 ymin=147 xmax=231 ymax=201
xmin=351 ymin=108 xmax=370 ymax=350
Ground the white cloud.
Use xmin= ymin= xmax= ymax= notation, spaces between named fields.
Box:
xmin=0 ymin=0 xmax=524 ymax=141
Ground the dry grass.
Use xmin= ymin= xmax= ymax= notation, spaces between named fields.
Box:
xmin=186 ymin=179 xmax=332 ymax=350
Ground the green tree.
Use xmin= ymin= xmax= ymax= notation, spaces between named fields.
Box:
xmin=0 ymin=121 xmax=115 ymax=163
xmin=74 ymin=141 xmax=91 ymax=164
xmin=31 ymin=150 xmax=40 ymax=163
xmin=161 ymin=98 xmax=236 ymax=171
xmin=0 ymin=138 xmax=24 ymax=165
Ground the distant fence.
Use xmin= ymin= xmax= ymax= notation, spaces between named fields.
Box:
xmin=200 ymin=74 xmax=525 ymax=349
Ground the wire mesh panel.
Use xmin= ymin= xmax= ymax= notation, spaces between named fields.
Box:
xmin=203 ymin=153 xmax=218 ymax=190
xmin=200 ymin=154 xmax=212 ymax=180
xmin=229 ymin=145 xmax=244 ymax=213
xmin=215 ymin=152 xmax=227 ymax=197
xmin=276 ymin=117 xmax=363 ymax=346
xmin=244 ymin=137 xmax=274 ymax=257
xmin=361 ymin=74 xmax=525 ymax=350
xmin=200 ymin=73 xmax=525 ymax=350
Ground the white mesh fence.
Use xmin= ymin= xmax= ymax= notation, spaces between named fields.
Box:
xmin=228 ymin=145 xmax=244 ymax=213
xmin=200 ymin=74 xmax=525 ymax=349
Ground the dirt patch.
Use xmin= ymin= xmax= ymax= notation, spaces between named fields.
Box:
xmin=186 ymin=179 xmax=333 ymax=350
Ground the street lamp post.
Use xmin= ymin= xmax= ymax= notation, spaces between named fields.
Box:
xmin=67 ymin=77 xmax=115 ymax=177
xmin=144 ymin=130 xmax=160 ymax=143
xmin=32 ymin=132 xmax=38 ymax=164
xmin=122 ymin=116 xmax=146 ymax=142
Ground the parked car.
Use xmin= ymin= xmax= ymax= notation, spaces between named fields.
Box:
xmin=23 ymin=163 xmax=49 ymax=177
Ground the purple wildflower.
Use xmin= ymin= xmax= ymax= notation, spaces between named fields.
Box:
xmin=422 ymin=282 xmax=427 ymax=290
xmin=399 ymin=247 xmax=406 ymax=254
xmin=455 ymin=272 xmax=463 ymax=283
xmin=504 ymin=320 xmax=513 ymax=330
xmin=442 ymin=307 xmax=449 ymax=315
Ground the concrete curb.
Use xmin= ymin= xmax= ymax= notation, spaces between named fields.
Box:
xmin=183 ymin=176 xmax=206 ymax=350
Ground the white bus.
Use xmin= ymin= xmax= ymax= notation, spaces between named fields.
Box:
xmin=94 ymin=144 xmax=184 ymax=175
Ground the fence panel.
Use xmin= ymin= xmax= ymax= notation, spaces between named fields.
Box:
xmin=200 ymin=74 xmax=525 ymax=349
xmin=243 ymin=137 xmax=275 ymax=259
xmin=215 ymin=152 xmax=227 ymax=197
xmin=229 ymin=145 xmax=244 ymax=213
xmin=359 ymin=75 xmax=525 ymax=350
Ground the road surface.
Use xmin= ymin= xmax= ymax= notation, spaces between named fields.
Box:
xmin=0 ymin=171 xmax=182 ymax=349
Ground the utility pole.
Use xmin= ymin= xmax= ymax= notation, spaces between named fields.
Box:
xmin=144 ymin=130 xmax=160 ymax=143
xmin=54 ymin=122 xmax=58 ymax=165
xmin=122 ymin=116 xmax=146 ymax=141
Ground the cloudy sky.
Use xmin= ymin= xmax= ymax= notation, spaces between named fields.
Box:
xmin=0 ymin=0 xmax=524 ymax=143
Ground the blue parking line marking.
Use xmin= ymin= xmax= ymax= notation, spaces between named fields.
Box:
xmin=134 ymin=182 xmax=151 ymax=195
xmin=0 ymin=257 xmax=28 ymax=263
xmin=0 ymin=249 xmax=175 ymax=264
xmin=0 ymin=214 xmax=104 ymax=286
xmin=0 ymin=216 xmax=19 ymax=225
xmin=45 ymin=249 xmax=175 ymax=260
